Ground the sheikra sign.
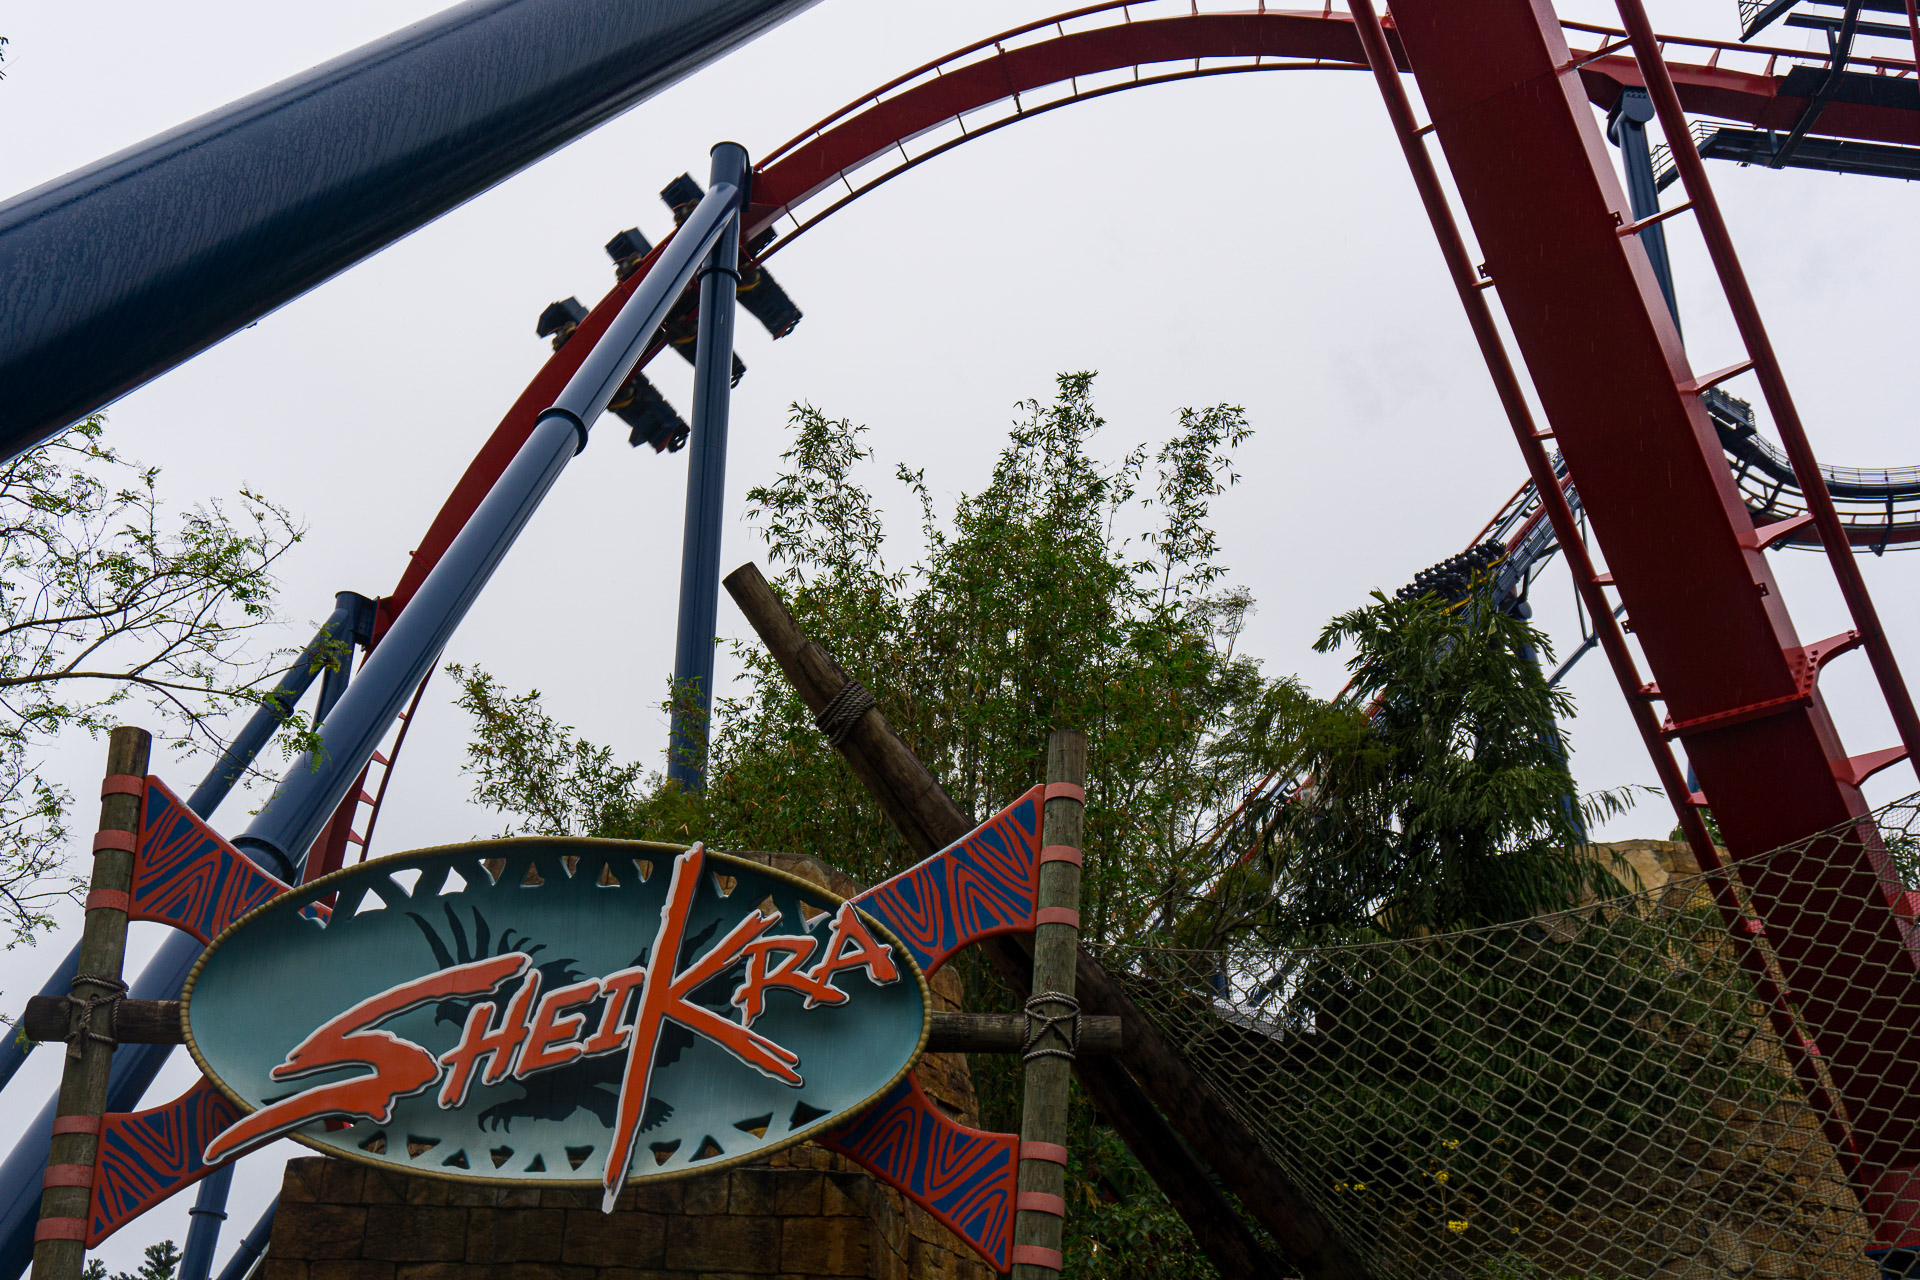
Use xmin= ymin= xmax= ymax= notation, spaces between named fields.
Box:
xmin=185 ymin=841 xmax=924 ymax=1207
xmin=88 ymin=780 xmax=1051 ymax=1268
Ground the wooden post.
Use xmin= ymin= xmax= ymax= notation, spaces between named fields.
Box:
xmin=32 ymin=726 xmax=150 ymax=1280
xmin=1012 ymin=731 xmax=1087 ymax=1278
xmin=724 ymin=562 xmax=1372 ymax=1280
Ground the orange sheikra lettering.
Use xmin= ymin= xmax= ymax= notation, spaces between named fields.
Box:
xmin=731 ymin=935 xmax=818 ymax=1023
xmin=515 ymin=977 xmax=604 ymax=1077
xmin=731 ymin=901 xmax=899 ymax=1021
xmin=601 ymin=845 xmax=804 ymax=1208
xmin=806 ymin=901 xmax=899 ymax=991
xmin=580 ymin=966 xmax=646 ymax=1056
xmin=437 ymin=968 xmax=544 ymax=1107
xmin=203 ymin=952 xmax=530 ymax=1164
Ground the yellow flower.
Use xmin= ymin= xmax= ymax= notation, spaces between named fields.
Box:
xmin=1352 ymin=1183 xmax=1367 ymax=1192
xmin=1434 ymin=1171 xmax=1451 ymax=1184
xmin=1441 ymin=1139 xmax=1461 ymax=1150
xmin=1446 ymin=1220 xmax=1469 ymax=1235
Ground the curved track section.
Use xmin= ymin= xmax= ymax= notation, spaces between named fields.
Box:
xmin=387 ymin=4 xmax=1920 ymax=691
xmin=1707 ymin=389 xmax=1920 ymax=550
xmin=743 ymin=4 xmax=1920 ymax=241
xmin=318 ymin=7 xmax=1920 ymax=884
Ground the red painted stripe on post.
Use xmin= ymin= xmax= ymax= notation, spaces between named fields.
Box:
xmin=1038 ymin=845 xmax=1082 ymax=866
xmin=1021 ymin=1141 xmax=1069 ymax=1166
xmin=1035 ymin=907 xmax=1079 ymax=929
xmin=85 ymin=889 xmax=130 ymax=914
xmin=41 ymin=1165 xmax=94 ymax=1189
xmin=1043 ymin=783 xmax=1084 ymax=805
xmin=91 ymin=831 xmax=136 ymax=854
xmin=99 ymin=775 xmax=146 ymax=799
xmin=33 ymin=1218 xmax=88 ymax=1243
xmin=1017 ymin=1191 xmax=1066 ymax=1217
xmin=49 ymin=1117 xmax=100 ymax=1137
xmin=1011 ymin=1245 xmax=1063 ymax=1270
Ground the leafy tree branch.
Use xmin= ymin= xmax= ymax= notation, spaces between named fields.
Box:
xmin=0 ymin=417 xmax=314 ymax=950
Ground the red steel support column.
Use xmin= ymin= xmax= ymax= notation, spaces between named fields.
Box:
xmin=1908 ymin=0 xmax=1920 ymax=82
xmin=1345 ymin=0 xmax=1714 ymax=864
xmin=1615 ymin=0 xmax=1920 ymax=780
xmin=1383 ymin=0 xmax=1920 ymax=1252
xmin=1350 ymin=0 xmax=1859 ymax=1178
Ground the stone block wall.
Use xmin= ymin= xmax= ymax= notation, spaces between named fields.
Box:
xmin=263 ymin=1150 xmax=994 ymax=1280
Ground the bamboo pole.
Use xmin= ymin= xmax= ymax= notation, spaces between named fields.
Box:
xmin=32 ymin=726 xmax=150 ymax=1280
xmin=1012 ymin=731 xmax=1087 ymax=1277
xmin=724 ymin=562 xmax=1369 ymax=1280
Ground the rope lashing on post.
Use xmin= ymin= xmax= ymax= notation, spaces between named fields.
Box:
xmin=64 ymin=974 xmax=127 ymax=1061
xmin=1021 ymin=991 xmax=1081 ymax=1062
xmin=813 ymin=678 xmax=876 ymax=747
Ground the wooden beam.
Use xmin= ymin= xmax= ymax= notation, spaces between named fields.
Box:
xmin=19 ymin=1000 xmax=1122 ymax=1059
xmin=21 ymin=997 xmax=184 ymax=1046
xmin=35 ymin=728 xmax=151 ymax=1280
xmin=1013 ymin=731 xmax=1088 ymax=1278
xmin=925 ymin=1011 xmax=1120 ymax=1055
xmin=724 ymin=563 xmax=1372 ymax=1280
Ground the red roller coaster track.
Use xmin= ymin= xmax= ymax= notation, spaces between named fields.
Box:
xmin=377 ymin=4 xmax=1920 ymax=637
xmin=345 ymin=1 xmax=1920 ymax=1253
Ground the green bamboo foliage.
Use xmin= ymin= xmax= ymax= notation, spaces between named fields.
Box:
xmin=1202 ymin=589 xmax=1642 ymax=949
xmin=455 ymin=374 xmax=1278 ymax=948
xmin=452 ymin=374 xmax=1631 ymax=1278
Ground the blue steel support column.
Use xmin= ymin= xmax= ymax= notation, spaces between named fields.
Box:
xmin=0 ymin=0 xmax=818 ymax=458
xmin=0 ymin=189 xmax=740 ymax=1280
xmin=311 ymin=592 xmax=376 ymax=725
xmin=176 ymin=593 xmax=368 ymax=1280
xmin=233 ymin=180 xmax=740 ymax=875
xmin=668 ymin=143 xmax=748 ymax=793
xmin=189 ymin=594 xmax=371 ymax=819
xmin=234 ymin=415 xmax=582 ymax=883
xmin=1607 ymin=88 xmax=1681 ymax=328
xmin=178 ymin=1168 xmax=234 ymax=1280
xmin=0 ymin=594 xmax=366 ymax=1098
xmin=212 ymin=1197 xmax=275 ymax=1280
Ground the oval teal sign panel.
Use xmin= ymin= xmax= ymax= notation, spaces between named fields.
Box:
xmin=182 ymin=840 xmax=927 ymax=1204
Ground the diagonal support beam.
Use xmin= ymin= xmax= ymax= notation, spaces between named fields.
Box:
xmin=723 ymin=562 xmax=1371 ymax=1280
xmin=1385 ymin=0 xmax=1920 ymax=1246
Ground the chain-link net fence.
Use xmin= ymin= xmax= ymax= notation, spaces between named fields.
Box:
xmin=1100 ymin=795 xmax=1920 ymax=1280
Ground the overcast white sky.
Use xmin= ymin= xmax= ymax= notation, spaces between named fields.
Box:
xmin=4 ymin=0 xmax=1919 ymax=1269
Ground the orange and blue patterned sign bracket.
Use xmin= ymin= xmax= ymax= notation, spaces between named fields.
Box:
xmin=84 ymin=780 xmax=1050 ymax=1273
xmin=86 ymin=778 xmax=289 ymax=1246
xmin=849 ymin=785 xmax=1044 ymax=977
xmin=128 ymin=780 xmax=290 ymax=946
xmin=819 ymin=1075 xmax=1020 ymax=1264
xmin=817 ymin=783 xmax=1045 ymax=1269
xmin=89 ymin=1081 xmax=244 ymax=1246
